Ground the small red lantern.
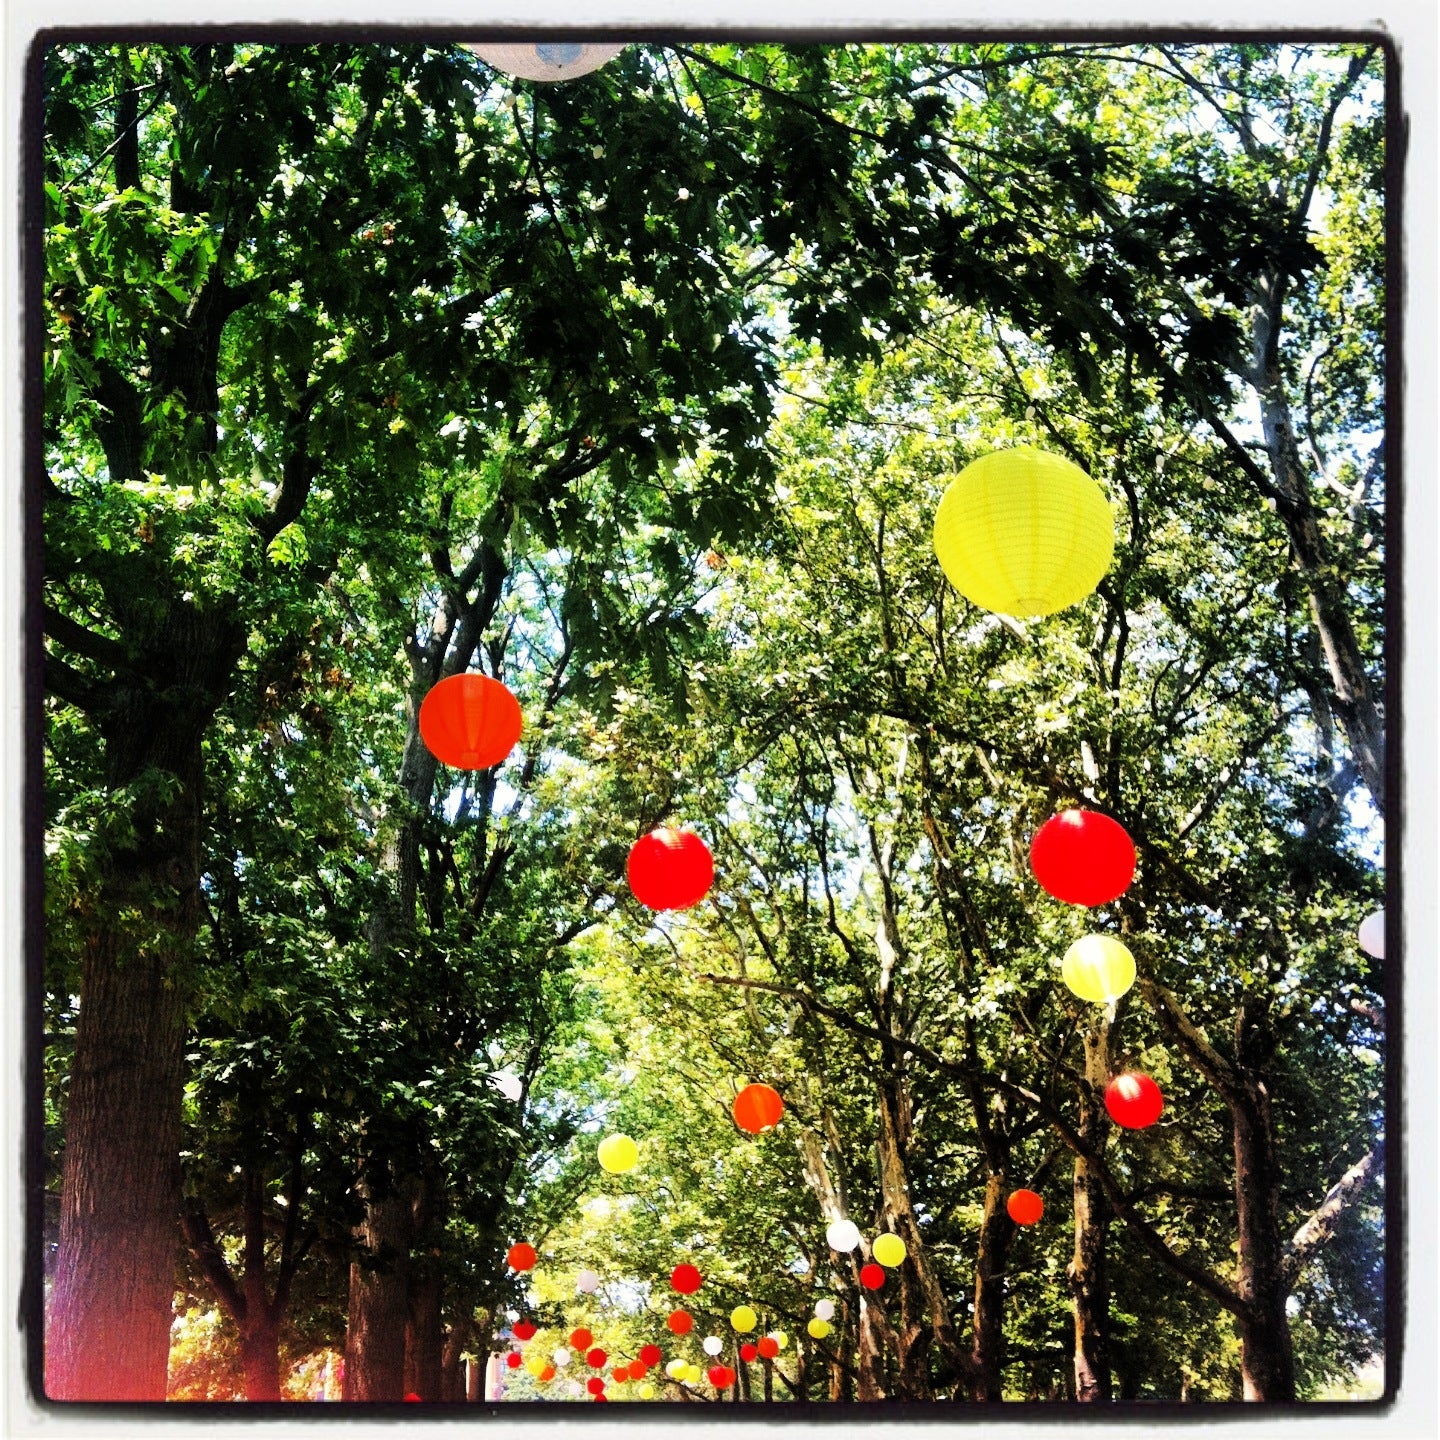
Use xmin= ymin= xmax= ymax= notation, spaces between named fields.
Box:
xmin=757 ymin=1336 xmax=779 ymax=1359
xmin=630 ymin=1362 xmax=648 ymax=1380
xmin=612 ymin=1365 xmax=629 ymax=1382
xmin=586 ymin=1376 xmax=605 ymax=1395
xmin=506 ymin=1241 xmax=537 ymax=1272
xmin=1105 ymin=1072 xmax=1164 ymax=1129
xmin=708 ymin=1364 xmax=736 ymax=1389
xmin=1030 ymin=809 xmax=1136 ymax=907
xmin=512 ymin=1319 xmax=536 ymax=1341
xmin=739 ymin=1342 xmax=759 ymax=1363
xmin=505 ymin=1351 xmax=522 ymax=1370
xmin=419 ymin=673 xmax=523 ymax=770
xmin=586 ymin=1347 xmax=608 ymax=1369
xmin=593 ymin=1392 xmax=608 ymax=1401
xmin=639 ymin=1343 xmax=663 ymax=1367
xmin=404 ymin=1392 xmax=422 ymax=1401
xmin=628 ymin=828 xmax=714 ymax=910
xmin=667 ymin=1309 xmax=694 ymax=1335
xmin=859 ymin=1262 xmax=885 ymax=1290
xmin=733 ymin=1083 xmax=784 ymax=1135
xmin=671 ymin=1262 xmax=703 ymax=1295
xmin=569 ymin=1326 xmax=593 ymax=1351
xmin=1007 ymin=1189 xmax=1044 ymax=1225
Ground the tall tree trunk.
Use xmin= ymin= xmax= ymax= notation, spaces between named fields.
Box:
xmin=46 ymin=648 xmax=231 ymax=1399
xmin=1069 ymin=1018 xmax=1113 ymax=1401
xmin=240 ymin=1311 xmax=283 ymax=1403
xmin=441 ymin=1311 xmax=474 ymax=1401
xmin=343 ymin=1179 xmax=413 ymax=1401
xmin=405 ymin=1267 xmax=444 ymax=1401
xmin=969 ymin=1171 xmax=1012 ymax=1400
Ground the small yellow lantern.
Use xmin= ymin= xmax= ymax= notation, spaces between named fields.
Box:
xmin=1061 ymin=935 xmax=1137 ymax=1003
xmin=730 ymin=1305 xmax=758 ymax=1333
xmin=932 ymin=447 xmax=1114 ymax=617
xmin=807 ymin=1317 xmax=831 ymax=1339
xmin=597 ymin=1133 xmax=639 ymax=1173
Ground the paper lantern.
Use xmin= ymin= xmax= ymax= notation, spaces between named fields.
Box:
xmin=553 ymin=1347 xmax=572 ymax=1368
xmin=814 ymin=1299 xmax=835 ymax=1321
xmin=826 ymin=1218 xmax=861 ymax=1252
xmin=639 ymin=1343 xmax=662 ymax=1367
xmin=611 ymin=1365 xmax=630 ymax=1382
xmin=512 ymin=1319 xmax=536 ymax=1342
xmin=859 ymin=1263 xmax=886 ymax=1290
xmin=1031 ymin=809 xmax=1136 ymax=906
xmin=404 ymin=1392 xmax=421 ymax=1401
xmin=739 ymin=1342 xmax=758 ymax=1363
xmin=671 ymin=1262 xmax=703 ymax=1295
xmin=666 ymin=1359 xmax=687 ymax=1379
xmin=731 ymin=1305 xmax=758 ymax=1333
xmin=708 ymin=1364 xmax=736 ymax=1389
xmin=505 ymin=1351 xmax=523 ymax=1370
xmin=772 ymin=1331 xmax=789 ymax=1350
xmin=489 ymin=1070 xmax=523 ymax=1102
xmin=597 ymin=1133 xmax=639 ymax=1174
xmin=525 ymin=1355 xmax=545 ymax=1377
xmin=1061 ymin=935 xmax=1137 ymax=1003
xmin=506 ymin=1242 xmax=537 ymax=1272
xmin=540 ymin=1365 xmax=556 ymax=1383
xmin=419 ymin=673 xmax=522 ymax=770
xmin=806 ymin=1317 xmax=831 ymax=1339
xmin=685 ymin=1363 xmax=703 ymax=1383
xmin=1358 ymin=909 xmax=1385 ymax=960
xmin=569 ymin=1327 xmax=593 ymax=1352
xmin=872 ymin=1233 xmax=907 ymax=1268
xmin=1007 ymin=1189 xmax=1044 ymax=1225
xmin=586 ymin=1376 xmax=605 ymax=1395
xmin=627 ymin=828 xmax=714 ymax=910
xmin=702 ymin=1335 xmax=723 ymax=1357
xmin=576 ymin=1268 xmax=601 ymax=1294
xmin=630 ymin=1362 xmax=649 ymax=1380
xmin=638 ymin=1382 xmax=655 ymax=1399
xmin=733 ymin=1083 xmax=784 ymax=1135
xmin=667 ymin=1309 xmax=694 ymax=1335
xmin=593 ymin=1393 xmax=608 ymax=1402
xmin=1105 ymin=1072 xmax=1164 ymax=1129
xmin=933 ymin=447 xmax=1114 ymax=617
xmin=465 ymin=42 xmax=626 ymax=82
xmin=586 ymin=1347 xmax=608 ymax=1369
xmin=757 ymin=1336 xmax=780 ymax=1359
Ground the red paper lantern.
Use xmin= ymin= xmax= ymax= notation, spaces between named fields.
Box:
xmin=859 ymin=1262 xmax=885 ymax=1290
xmin=668 ymin=1309 xmax=694 ymax=1335
xmin=586 ymin=1377 xmax=605 ymax=1395
xmin=1030 ymin=809 xmax=1136 ymax=907
xmin=671 ymin=1262 xmax=703 ymax=1295
xmin=512 ymin=1319 xmax=536 ymax=1341
xmin=506 ymin=1241 xmax=537 ymax=1271
xmin=593 ymin=1392 xmax=608 ymax=1402
xmin=630 ymin=1362 xmax=649 ymax=1380
xmin=757 ymin=1336 xmax=779 ymax=1359
xmin=733 ymin=1083 xmax=784 ymax=1135
xmin=404 ymin=1392 xmax=422 ymax=1401
xmin=569 ymin=1326 xmax=593 ymax=1351
xmin=612 ymin=1366 xmax=629 ymax=1382
xmin=419 ymin=673 xmax=522 ymax=770
xmin=708 ymin=1364 xmax=736 ymax=1389
xmin=586 ymin=1347 xmax=608 ymax=1369
xmin=639 ymin=1343 xmax=663 ymax=1367
xmin=1007 ymin=1189 xmax=1044 ymax=1226
xmin=739 ymin=1342 xmax=759 ymax=1363
xmin=628 ymin=828 xmax=714 ymax=910
xmin=505 ymin=1351 xmax=522 ymax=1370
xmin=1105 ymin=1072 xmax=1164 ymax=1129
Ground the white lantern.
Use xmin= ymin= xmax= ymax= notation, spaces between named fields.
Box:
xmin=1358 ymin=909 xmax=1385 ymax=960
xmin=465 ymin=42 xmax=626 ymax=83
xmin=552 ymin=1347 xmax=571 ymax=1368
xmin=702 ymin=1335 xmax=723 ymax=1356
xmin=814 ymin=1299 xmax=835 ymax=1321
xmin=489 ymin=1071 xmax=523 ymax=1102
xmin=826 ymin=1218 xmax=861 ymax=1252
xmin=576 ymin=1268 xmax=601 ymax=1294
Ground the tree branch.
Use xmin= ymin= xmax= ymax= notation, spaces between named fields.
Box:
xmin=1281 ymin=1140 xmax=1382 ymax=1290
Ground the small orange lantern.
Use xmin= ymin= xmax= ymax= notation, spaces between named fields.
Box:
xmin=733 ymin=1083 xmax=784 ymax=1134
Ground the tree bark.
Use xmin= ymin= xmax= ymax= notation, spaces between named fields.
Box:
xmin=404 ymin=1266 xmax=444 ymax=1402
xmin=1069 ymin=1018 xmax=1113 ymax=1402
xmin=441 ymin=1311 xmax=473 ymax=1401
xmin=46 ymin=620 xmax=236 ymax=1399
xmin=342 ymin=1179 xmax=413 ymax=1401
xmin=969 ymin=1172 xmax=1012 ymax=1400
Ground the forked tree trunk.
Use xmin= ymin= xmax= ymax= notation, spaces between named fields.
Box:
xmin=1069 ymin=1019 xmax=1113 ymax=1401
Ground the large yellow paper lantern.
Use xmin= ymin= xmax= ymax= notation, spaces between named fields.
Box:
xmin=932 ymin=447 xmax=1114 ymax=617
xmin=731 ymin=1305 xmax=758 ymax=1334
xmin=872 ymin=1233 xmax=907 ymax=1268
xmin=1061 ymin=935 xmax=1137 ymax=1003
xmin=597 ymin=1133 xmax=639 ymax=1174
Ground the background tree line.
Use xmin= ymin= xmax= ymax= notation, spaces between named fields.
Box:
xmin=35 ymin=36 xmax=1387 ymax=1403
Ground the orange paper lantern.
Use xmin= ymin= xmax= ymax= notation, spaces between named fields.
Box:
xmin=569 ymin=1326 xmax=593 ymax=1351
xmin=419 ymin=673 xmax=522 ymax=770
xmin=506 ymin=1242 xmax=537 ymax=1271
xmin=1007 ymin=1189 xmax=1044 ymax=1225
xmin=757 ymin=1336 xmax=779 ymax=1359
xmin=733 ymin=1083 xmax=784 ymax=1135
xmin=667 ymin=1309 xmax=694 ymax=1335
